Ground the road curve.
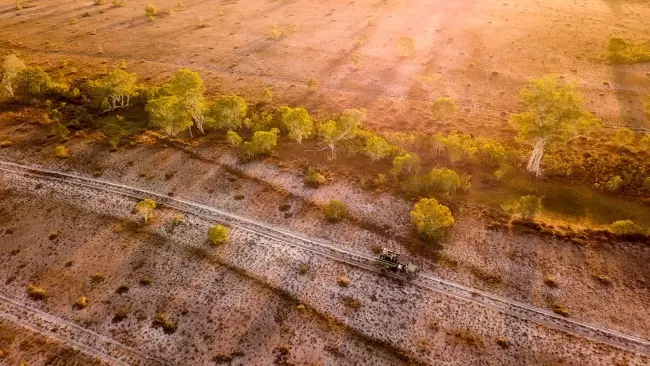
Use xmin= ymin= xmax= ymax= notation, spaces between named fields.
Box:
xmin=1 ymin=159 xmax=649 ymax=357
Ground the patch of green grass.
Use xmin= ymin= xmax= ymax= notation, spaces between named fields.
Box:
xmin=472 ymin=172 xmax=650 ymax=228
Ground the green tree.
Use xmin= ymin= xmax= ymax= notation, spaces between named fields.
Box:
xmin=363 ymin=134 xmax=393 ymax=161
xmin=85 ymin=69 xmax=137 ymax=112
xmin=146 ymin=69 xmax=205 ymax=135
xmin=319 ymin=108 xmax=366 ymax=158
xmin=168 ymin=69 xmax=205 ymax=133
xmin=443 ymin=133 xmax=477 ymax=164
xmin=510 ymin=76 xmax=601 ymax=177
xmin=613 ymin=127 xmax=634 ymax=147
xmin=205 ymin=95 xmax=247 ymax=131
xmin=226 ymin=130 xmax=242 ymax=146
xmin=390 ymin=153 xmax=421 ymax=178
xmin=279 ymin=106 xmax=313 ymax=143
xmin=324 ymin=200 xmax=348 ymax=222
xmin=430 ymin=97 xmax=457 ymax=122
xmin=410 ymin=198 xmax=454 ymax=242
xmin=207 ymin=224 xmax=229 ymax=245
xmin=146 ymin=95 xmax=193 ymax=136
xmin=13 ymin=67 xmax=52 ymax=101
xmin=135 ymin=198 xmax=156 ymax=223
xmin=1 ymin=54 xmax=26 ymax=98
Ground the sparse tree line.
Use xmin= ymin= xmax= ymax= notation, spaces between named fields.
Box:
xmin=2 ymin=55 xmax=650 ymax=241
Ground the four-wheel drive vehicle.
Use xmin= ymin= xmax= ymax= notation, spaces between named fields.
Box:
xmin=374 ymin=248 xmax=420 ymax=279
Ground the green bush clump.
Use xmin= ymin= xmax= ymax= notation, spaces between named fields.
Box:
xmin=207 ymin=224 xmax=229 ymax=245
xmin=609 ymin=220 xmax=643 ymax=235
xmin=305 ymin=166 xmax=325 ymax=187
xmin=324 ymin=200 xmax=348 ymax=222
xmin=606 ymin=38 xmax=650 ymax=64
xmin=410 ymin=198 xmax=454 ymax=242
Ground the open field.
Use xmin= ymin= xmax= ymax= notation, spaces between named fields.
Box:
xmin=1 ymin=0 xmax=649 ymax=134
xmin=1 ymin=0 xmax=650 ymax=364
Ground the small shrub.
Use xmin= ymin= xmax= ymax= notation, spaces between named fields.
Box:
xmin=54 ymin=145 xmax=69 ymax=158
xmin=307 ymin=79 xmax=319 ymax=89
xmin=198 ymin=17 xmax=208 ymax=28
xmin=226 ymin=130 xmax=242 ymax=147
xmin=93 ymin=0 xmax=105 ymax=5
xmin=430 ymin=97 xmax=457 ymax=122
xmin=305 ymin=166 xmax=325 ymax=187
xmin=606 ymin=38 xmax=650 ymax=64
xmin=74 ymin=296 xmax=88 ymax=309
xmin=614 ymin=128 xmax=635 ymax=147
xmin=27 ymin=284 xmax=47 ymax=300
xmin=552 ymin=304 xmax=569 ymax=317
xmin=609 ymin=220 xmax=643 ymax=235
xmin=267 ymin=24 xmax=284 ymax=41
xmin=337 ymin=275 xmax=351 ymax=287
xmin=340 ymin=295 xmax=361 ymax=310
xmin=451 ymin=329 xmax=482 ymax=347
xmin=112 ymin=0 xmax=125 ymax=7
xmin=113 ymin=308 xmax=128 ymax=323
xmin=139 ymin=277 xmax=152 ymax=286
xmin=207 ymin=224 xmax=229 ymax=245
xmin=135 ymin=198 xmax=156 ymax=223
xmin=152 ymin=313 xmax=177 ymax=334
xmin=145 ymin=4 xmax=158 ymax=17
xmin=90 ymin=272 xmax=105 ymax=283
xmin=504 ymin=195 xmax=542 ymax=221
xmin=0 ymin=140 xmax=12 ymax=148
xmin=298 ymin=263 xmax=309 ymax=275
xmin=115 ymin=284 xmax=129 ymax=294
xmin=396 ymin=36 xmax=416 ymax=58
xmin=605 ymin=176 xmax=623 ymax=192
xmin=324 ymin=200 xmax=348 ymax=222
xmin=495 ymin=337 xmax=509 ymax=349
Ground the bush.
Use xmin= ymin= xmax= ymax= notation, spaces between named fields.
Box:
xmin=205 ymin=95 xmax=247 ymax=131
xmin=226 ymin=130 xmax=242 ymax=147
xmin=425 ymin=168 xmax=461 ymax=195
xmin=614 ymin=128 xmax=634 ymax=147
xmin=75 ymin=296 xmax=88 ymax=309
xmin=135 ymin=198 xmax=156 ymax=223
xmin=506 ymin=195 xmax=542 ymax=221
xmin=305 ymin=166 xmax=325 ymax=187
xmin=337 ymin=275 xmax=351 ymax=287
xmin=410 ymin=198 xmax=454 ymax=242
xmin=396 ymin=36 xmax=416 ymax=58
xmin=207 ymin=224 xmax=229 ymax=245
xmin=605 ymin=175 xmax=623 ymax=192
xmin=145 ymin=4 xmax=158 ymax=18
xmin=363 ymin=134 xmax=394 ymax=161
xmin=609 ymin=220 xmax=643 ymax=235
xmin=325 ymin=200 xmax=348 ymax=222
xmin=152 ymin=313 xmax=177 ymax=334
xmin=391 ymin=153 xmax=421 ymax=178
xmin=430 ymin=97 xmax=457 ymax=122
xmin=112 ymin=0 xmax=125 ymax=7
xmin=241 ymin=128 xmax=279 ymax=159
xmin=606 ymin=38 xmax=650 ymax=64
xmin=55 ymin=145 xmax=69 ymax=158
xmin=279 ymin=106 xmax=313 ymax=143
xmin=27 ymin=284 xmax=48 ymax=300
xmin=14 ymin=67 xmax=53 ymax=101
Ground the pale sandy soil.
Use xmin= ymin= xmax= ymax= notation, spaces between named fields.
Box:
xmin=0 ymin=318 xmax=108 ymax=365
xmin=2 ymin=127 xmax=649 ymax=343
xmin=1 ymin=171 xmax=648 ymax=365
xmin=1 ymin=0 xmax=649 ymax=134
